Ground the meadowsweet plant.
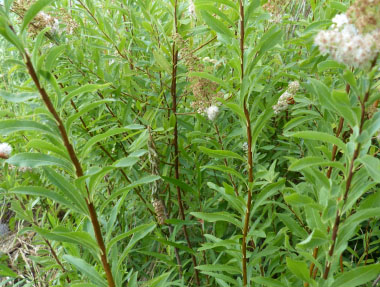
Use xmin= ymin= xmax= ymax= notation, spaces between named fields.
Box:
xmin=0 ymin=0 xmax=379 ymax=286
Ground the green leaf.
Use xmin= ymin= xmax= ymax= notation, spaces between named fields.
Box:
xmin=289 ymin=156 xmax=345 ymax=173
xmin=45 ymin=45 xmax=66 ymax=71
xmin=330 ymin=1 xmax=348 ymax=12
xmin=252 ymin=277 xmax=286 ymax=287
xmin=21 ymin=0 xmax=57 ymax=32
xmin=200 ymin=10 xmax=233 ymax=38
xmin=62 ymin=83 xmax=111 ymax=106
xmin=0 ymin=90 xmax=38 ymax=103
xmin=286 ymin=257 xmax=310 ymax=282
xmin=63 ymin=255 xmax=107 ymax=287
xmin=0 ymin=16 xmax=25 ymax=52
xmin=277 ymin=213 xmax=308 ymax=238
xmin=10 ymin=186 xmax=85 ymax=215
xmin=80 ymin=128 xmax=141 ymax=158
xmin=333 ymin=264 xmax=380 ymax=287
xmin=0 ymin=264 xmax=18 ymax=277
xmin=317 ymin=60 xmax=346 ymax=72
xmin=336 ymin=208 xmax=380 ymax=254
xmin=113 ymin=156 xmax=139 ymax=168
xmin=43 ymin=167 xmax=88 ymax=215
xmin=0 ymin=120 xmax=56 ymax=136
xmin=107 ymin=222 xmax=156 ymax=252
xmin=198 ymin=146 xmax=244 ymax=161
xmin=252 ymin=180 xmax=284 ymax=214
xmin=153 ymin=50 xmax=171 ymax=73
xmin=196 ymin=264 xmax=241 ymax=274
xmin=35 ymin=227 xmax=99 ymax=253
xmin=286 ymin=131 xmax=347 ymax=154
xmin=284 ymin=193 xmax=321 ymax=210
xmin=191 ymin=212 xmax=242 ymax=228
xmin=202 ymin=165 xmax=247 ymax=183
xmin=125 ymin=175 xmax=161 ymax=189
xmin=259 ymin=26 xmax=283 ymax=54
xmin=116 ymin=223 xmax=156 ymax=269
xmin=6 ymin=153 xmax=73 ymax=173
xmin=359 ymin=155 xmax=380 ymax=183
xmin=154 ymin=237 xmax=196 ymax=255
xmin=223 ymin=102 xmax=245 ymax=120
xmin=26 ymin=139 xmax=69 ymax=160
xmin=161 ymin=176 xmax=196 ymax=196
xmin=297 ymin=229 xmax=328 ymax=249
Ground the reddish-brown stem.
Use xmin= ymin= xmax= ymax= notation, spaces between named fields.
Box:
xmin=171 ymin=1 xmax=200 ymax=285
xmin=87 ymin=201 xmax=115 ymax=287
xmin=24 ymin=53 xmax=115 ymax=287
xmin=239 ymin=1 xmax=253 ymax=285
xmin=326 ymin=116 xmax=345 ymax=178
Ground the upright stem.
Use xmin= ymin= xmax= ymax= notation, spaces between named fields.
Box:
xmin=239 ymin=1 xmax=254 ymax=285
xmin=171 ymin=1 xmax=200 ymax=285
xmin=24 ymin=53 xmax=115 ymax=287
xmin=323 ymin=57 xmax=377 ymax=280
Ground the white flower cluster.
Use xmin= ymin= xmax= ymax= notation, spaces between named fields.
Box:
xmin=273 ymin=81 xmax=299 ymax=114
xmin=314 ymin=13 xmax=380 ymax=69
xmin=0 ymin=143 xmax=12 ymax=159
xmin=206 ymin=105 xmax=219 ymax=121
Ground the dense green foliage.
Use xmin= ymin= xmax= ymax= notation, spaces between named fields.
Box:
xmin=0 ymin=0 xmax=380 ymax=286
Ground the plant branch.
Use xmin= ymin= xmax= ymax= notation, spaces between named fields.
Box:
xmin=239 ymin=1 xmax=254 ymax=285
xmin=24 ymin=53 xmax=116 ymax=287
xmin=170 ymin=1 xmax=200 ymax=285
xmin=323 ymin=57 xmax=378 ymax=280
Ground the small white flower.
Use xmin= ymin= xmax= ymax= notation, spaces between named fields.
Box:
xmin=332 ymin=14 xmax=349 ymax=28
xmin=0 ymin=143 xmax=12 ymax=159
xmin=206 ymin=105 xmax=219 ymax=121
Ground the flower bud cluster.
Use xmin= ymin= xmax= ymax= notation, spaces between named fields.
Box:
xmin=273 ymin=81 xmax=299 ymax=114
xmin=174 ymin=33 xmax=222 ymax=114
xmin=13 ymin=0 xmax=77 ymax=36
xmin=314 ymin=12 xmax=380 ymax=69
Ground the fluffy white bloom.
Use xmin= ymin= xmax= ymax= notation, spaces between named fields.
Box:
xmin=206 ymin=105 xmax=219 ymax=121
xmin=0 ymin=143 xmax=12 ymax=159
xmin=332 ymin=13 xmax=349 ymax=28
xmin=314 ymin=13 xmax=379 ymax=69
